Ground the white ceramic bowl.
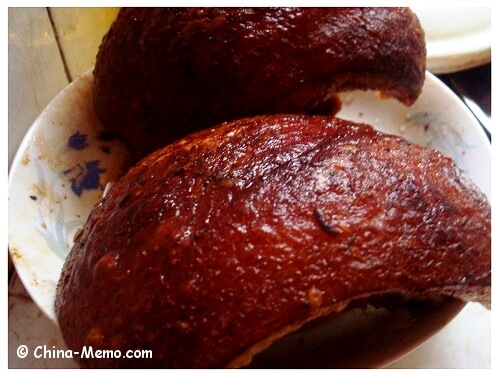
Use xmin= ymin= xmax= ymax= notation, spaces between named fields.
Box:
xmin=8 ymin=70 xmax=490 ymax=366
xmin=413 ymin=7 xmax=491 ymax=74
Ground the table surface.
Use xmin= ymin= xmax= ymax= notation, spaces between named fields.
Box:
xmin=7 ymin=7 xmax=491 ymax=369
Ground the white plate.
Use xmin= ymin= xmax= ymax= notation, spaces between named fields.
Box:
xmin=413 ymin=7 xmax=491 ymax=74
xmin=8 ymin=71 xmax=131 ymax=320
xmin=8 ymin=70 xmax=490 ymax=364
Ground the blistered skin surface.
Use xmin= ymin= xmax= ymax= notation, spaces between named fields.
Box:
xmin=93 ymin=7 xmax=426 ymax=159
xmin=56 ymin=115 xmax=490 ymax=368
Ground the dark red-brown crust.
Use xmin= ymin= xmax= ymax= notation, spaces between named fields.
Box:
xmin=93 ymin=7 xmax=426 ymax=159
xmin=56 ymin=115 xmax=490 ymax=368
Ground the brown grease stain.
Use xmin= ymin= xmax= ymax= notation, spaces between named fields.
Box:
xmin=10 ymin=247 xmax=22 ymax=260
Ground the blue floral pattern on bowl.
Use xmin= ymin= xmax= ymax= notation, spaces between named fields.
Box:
xmin=32 ymin=127 xmax=126 ymax=261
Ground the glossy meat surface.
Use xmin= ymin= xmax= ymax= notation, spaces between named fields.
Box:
xmin=93 ymin=7 xmax=426 ymax=159
xmin=56 ymin=115 xmax=490 ymax=368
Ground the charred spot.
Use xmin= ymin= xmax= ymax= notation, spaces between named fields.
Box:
xmin=344 ymin=234 xmax=357 ymax=254
xmin=118 ymin=192 xmax=132 ymax=208
xmin=172 ymin=167 xmax=186 ymax=176
xmin=313 ymin=208 xmax=340 ymax=236
xmin=223 ymin=321 xmax=236 ymax=336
